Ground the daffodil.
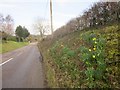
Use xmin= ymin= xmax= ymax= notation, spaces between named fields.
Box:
xmin=93 ymin=48 xmax=96 ymax=50
xmin=89 ymin=49 xmax=91 ymax=52
xmin=93 ymin=38 xmax=96 ymax=41
xmin=92 ymin=55 xmax=95 ymax=58
xmin=95 ymin=41 xmax=97 ymax=44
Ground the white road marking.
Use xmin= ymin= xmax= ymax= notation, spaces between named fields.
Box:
xmin=0 ymin=58 xmax=13 ymax=66
xmin=0 ymin=52 xmax=22 ymax=66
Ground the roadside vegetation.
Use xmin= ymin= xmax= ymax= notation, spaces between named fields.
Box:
xmin=38 ymin=2 xmax=119 ymax=88
xmin=39 ymin=24 xmax=119 ymax=88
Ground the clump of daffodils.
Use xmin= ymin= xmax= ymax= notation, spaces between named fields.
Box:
xmin=92 ymin=38 xmax=96 ymax=41
xmin=93 ymin=37 xmax=97 ymax=44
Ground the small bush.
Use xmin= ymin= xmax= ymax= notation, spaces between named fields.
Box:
xmin=80 ymin=32 xmax=107 ymax=87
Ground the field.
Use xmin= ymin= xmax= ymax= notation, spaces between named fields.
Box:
xmin=0 ymin=41 xmax=29 ymax=53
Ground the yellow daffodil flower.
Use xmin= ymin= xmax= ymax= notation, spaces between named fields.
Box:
xmin=89 ymin=49 xmax=91 ymax=52
xmin=95 ymin=41 xmax=97 ymax=44
xmin=92 ymin=55 xmax=95 ymax=58
xmin=93 ymin=48 xmax=96 ymax=50
xmin=93 ymin=38 xmax=96 ymax=41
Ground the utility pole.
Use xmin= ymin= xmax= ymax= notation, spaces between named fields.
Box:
xmin=50 ymin=0 xmax=53 ymax=34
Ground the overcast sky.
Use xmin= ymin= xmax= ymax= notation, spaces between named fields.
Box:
xmin=0 ymin=0 xmax=100 ymax=34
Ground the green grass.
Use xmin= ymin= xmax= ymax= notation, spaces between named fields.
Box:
xmin=0 ymin=41 xmax=29 ymax=53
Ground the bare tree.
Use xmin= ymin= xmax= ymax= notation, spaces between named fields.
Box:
xmin=0 ymin=14 xmax=14 ymax=35
xmin=0 ymin=13 xmax=4 ymax=32
xmin=0 ymin=14 xmax=14 ymax=42
xmin=5 ymin=15 xmax=14 ymax=35
xmin=33 ymin=18 xmax=50 ymax=39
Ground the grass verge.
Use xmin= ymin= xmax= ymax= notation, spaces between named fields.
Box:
xmin=0 ymin=41 xmax=29 ymax=53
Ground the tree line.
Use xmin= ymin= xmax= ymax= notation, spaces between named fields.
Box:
xmin=53 ymin=2 xmax=120 ymax=38
xmin=0 ymin=14 xmax=30 ymax=42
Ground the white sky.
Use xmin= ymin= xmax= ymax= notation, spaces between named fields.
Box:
xmin=0 ymin=0 xmax=100 ymax=35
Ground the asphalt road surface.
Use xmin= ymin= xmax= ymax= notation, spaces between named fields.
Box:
xmin=1 ymin=43 xmax=45 ymax=88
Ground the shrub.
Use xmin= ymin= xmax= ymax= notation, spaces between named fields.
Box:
xmin=7 ymin=36 xmax=17 ymax=42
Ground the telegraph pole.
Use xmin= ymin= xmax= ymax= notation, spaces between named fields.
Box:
xmin=50 ymin=0 xmax=53 ymax=34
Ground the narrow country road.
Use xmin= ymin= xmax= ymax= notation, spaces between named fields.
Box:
xmin=1 ymin=43 xmax=45 ymax=88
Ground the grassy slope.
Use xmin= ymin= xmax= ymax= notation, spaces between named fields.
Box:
xmin=38 ymin=24 xmax=119 ymax=88
xmin=0 ymin=41 xmax=29 ymax=53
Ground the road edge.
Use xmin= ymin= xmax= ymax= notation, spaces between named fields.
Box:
xmin=37 ymin=44 xmax=48 ymax=88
